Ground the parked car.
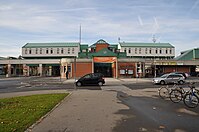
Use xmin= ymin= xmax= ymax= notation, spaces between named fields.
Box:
xmin=75 ymin=73 xmax=105 ymax=86
xmin=170 ymin=72 xmax=189 ymax=79
xmin=190 ymin=72 xmax=199 ymax=77
xmin=153 ymin=73 xmax=185 ymax=85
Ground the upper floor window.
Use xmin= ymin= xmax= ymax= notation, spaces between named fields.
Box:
xmin=156 ymin=48 xmax=158 ymax=54
xmin=29 ymin=49 xmax=32 ymax=54
xmin=135 ymin=48 xmax=137 ymax=54
xmin=139 ymin=48 xmax=141 ymax=54
xmin=46 ymin=48 xmax=49 ymax=54
xmin=145 ymin=48 xmax=148 ymax=54
xmin=166 ymin=49 xmax=168 ymax=54
xmin=51 ymin=48 xmax=53 ymax=54
xmin=57 ymin=48 xmax=59 ymax=54
xmin=124 ymin=48 xmax=126 ymax=53
xmin=160 ymin=49 xmax=162 ymax=54
xmin=128 ymin=48 xmax=131 ymax=53
xmin=149 ymin=48 xmax=152 ymax=54
xmin=68 ymin=48 xmax=70 ymax=54
xmin=72 ymin=48 xmax=75 ymax=54
xmin=61 ymin=48 xmax=64 ymax=54
xmin=40 ymin=48 xmax=42 ymax=54
xmin=170 ymin=49 xmax=172 ymax=54
xmin=36 ymin=48 xmax=38 ymax=54
xmin=25 ymin=48 xmax=27 ymax=54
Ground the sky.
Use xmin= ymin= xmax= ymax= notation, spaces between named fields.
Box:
xmin=0 ymin=0 xmax=199 ymax=57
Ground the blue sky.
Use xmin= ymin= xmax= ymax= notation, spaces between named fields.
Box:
xmin=0 ymin=0 xmax=199 ymax=57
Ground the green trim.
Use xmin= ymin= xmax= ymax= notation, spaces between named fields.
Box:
xmin=27 ymin=64 xmax=39 ymax=66
xmin=44 ymin=64 xmax=60 ymax=66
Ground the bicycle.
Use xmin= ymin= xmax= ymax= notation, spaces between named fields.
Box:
xmin=158 ymin=82 xmax=181 ymax=99
xmin=183 ymin=83 xmax=199 ymax=108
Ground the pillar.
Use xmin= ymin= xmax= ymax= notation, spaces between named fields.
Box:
xmin=7 ymin=64 xmax=11 ymax=77
xmin=49 ymin=66 xmax=52 ymax=76
xmin=39 ymin=64 xmax=42 ymax=76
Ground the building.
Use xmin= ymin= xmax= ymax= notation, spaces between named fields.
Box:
xmin=0 ymin=39 xmax=198 ymax=78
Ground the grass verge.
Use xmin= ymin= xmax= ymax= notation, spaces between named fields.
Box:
xmin=0 ymin=93 xmax=69 ymax=132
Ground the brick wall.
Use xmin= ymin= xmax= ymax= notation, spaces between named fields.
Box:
xmin=96 ymin=44 xmax=109 ymax=52
xmin=72 ymin=62 xmax=92 ymax=78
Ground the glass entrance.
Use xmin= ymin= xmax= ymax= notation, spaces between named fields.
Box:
xmin=94 ymin=63 xmax=112 ymax=77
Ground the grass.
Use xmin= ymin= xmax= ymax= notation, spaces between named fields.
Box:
xmin=0 ymin=93 xmax=69 ymax=132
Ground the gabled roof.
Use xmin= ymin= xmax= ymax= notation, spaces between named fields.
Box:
xmin=90 ymin=39 xmax=110 ymax=48
xmin=89 ymin=48 xmax=117 ymax=57
xmin=119 ymin=42 xmax=174 ymax=48
xmin=22 ymin=42 xmax=80 ymax=48
xmin=175 ymin=48 xmax=199 ymax=60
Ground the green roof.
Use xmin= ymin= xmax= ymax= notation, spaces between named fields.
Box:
xmin=80 ymin=45 xmax=88 ymax=51
xmin=89 ymin=48 xmax=117 ymax=57
xmin=22 ymin=42 xmax=80 ymax=48
xmin=175 ymin=48 xmax=199 ymax=60
xmin=119 ymin=42 xmax=174 ymax=48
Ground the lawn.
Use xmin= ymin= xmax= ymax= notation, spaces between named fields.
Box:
xmin=0 ymin=93 xmax=69 ymax=132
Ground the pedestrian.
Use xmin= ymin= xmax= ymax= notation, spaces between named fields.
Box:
xmin=66 ymin=71 xmax=69 ymax=79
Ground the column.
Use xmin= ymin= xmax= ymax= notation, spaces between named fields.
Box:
xmin=39 ymin=64 xmax=42 ymax=76
xmin=49 ymin=66 xmax=52 ymax=76
xmin=7 ymin=64 xmax=11 ymax=77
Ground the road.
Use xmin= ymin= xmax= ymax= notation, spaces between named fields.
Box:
xmin=1 ymin=77 xmax=199 ymax=132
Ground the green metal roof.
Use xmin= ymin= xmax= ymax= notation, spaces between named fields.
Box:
xmin=175 ymin=48 xmax=199 ymax=60
xmin=89 ymin=48 xmax=117 ymax=57
xmin=119 ymin=42 xmax=174 ymax=48
xmin=80 ymin=45 xmax=88 ymax=51
xmin=22 ymin=42 xmax=80 ymax=48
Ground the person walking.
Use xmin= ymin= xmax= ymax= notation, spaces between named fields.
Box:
xmin=66 ymin=71 xmax=69 ymax=79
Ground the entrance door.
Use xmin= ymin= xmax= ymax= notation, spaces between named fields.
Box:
xmin=94 ymin=63 xmax=112 ymax=77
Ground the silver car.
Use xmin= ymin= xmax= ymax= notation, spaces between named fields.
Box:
xmin=153 ymin=73 xmax=185 ymax=85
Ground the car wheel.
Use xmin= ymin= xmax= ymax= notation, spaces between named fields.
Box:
xmin=76 ymin=82 xmax=82 ymax=87
xmin=160 ymin=81 xmax=165 ymax=85
xmin=98 ymin=81 xmax=103 ymax=86
xmin=178 ymin=80 xmax=184 ymax=85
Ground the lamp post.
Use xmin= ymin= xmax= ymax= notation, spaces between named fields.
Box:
xmin=74 ymin=56 xmax=77 ymax=90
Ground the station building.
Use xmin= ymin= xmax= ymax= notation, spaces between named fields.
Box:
xmin=0 ymin=39 xmax=198 ymax=78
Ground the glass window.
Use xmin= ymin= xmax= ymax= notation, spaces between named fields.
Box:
xmin=61 ymin=48 xmax=64 ymax=54
xmin=128 ymin=48 xmax=131 ymax=53
xmin=29 ymin=49 xmax=31 ymax=54
xmin=156 ymin=48 xmax=158 ymax=54
xmin=139 ymin=48 xmax=141 ymax=54
xmin=149 ymin=48 xmax=152 ymax=54
xmin=145 ymin=48 xmax=147 ymax=54
xmin=57 ymin=48 xmax=59 ymax=54
xmin=135 ymin=48 xmax=137 ymax=54
xmin=40 ymin=48 xmax=42 ymax=54
xmin=36 ymin=48 xmax=38 ymax=54
xmin=124 ymin=48 xmax=126 ymax=52
xmin=160 ymin=49 xmax=162 ymax=54
xmin=170 ymin=49 xmax=172 ymax=54
xmin=46 ymin=48 xmax=48 ymax=54
xmin=51 ymin=48 xmax=53 ymax=54
xmin=166 ymin=49 xmax=168 ymax=54
xmin=25 ymin=48 xmax=27 ymax=54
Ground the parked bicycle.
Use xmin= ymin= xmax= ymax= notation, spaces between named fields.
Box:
xmin=169 ymin=82 xmax=199 ymax=108
xmin=158 ymin=82 xmax=181 ymax=99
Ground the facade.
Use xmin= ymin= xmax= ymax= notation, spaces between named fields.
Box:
xmin=0 ymin=39 xmax=199 ymax=78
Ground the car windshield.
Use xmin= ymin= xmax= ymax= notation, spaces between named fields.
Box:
xmin=160 ymin=74 xmax=168 ymax=78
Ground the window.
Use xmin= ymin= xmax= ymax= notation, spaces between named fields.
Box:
xmin=160 ymin=49 xmax=162 ymax=54
xmin=156 ymin=48 xmax=158 ymax=54
xmin=68 ymin=48 xmax=70 ymax=54
xmin=46 ymin=48 xmax=48 ymax=54
xmin=61 ymin=48 xmax=64 ymax=54
xmin=29 ymin=49 xmax=32 ymax=54
xmin=128 ymin=48 xmax=131 ymax=53
xmin=145 ymin=48 xmax=148 ymax=54
xmin=72 ymin=48 xmax=75 ymax=54
xmin=149 ymin=48 xmax=152 ymax=54
xmin=166 ymin=49 xmax=168 ymax=54
xmin=124 ymin=48 xmax=126 ymax=53
xmin=135 ymin=48 xmax=137 ymax=54
xmin=170 ymin=49 xmax=172 ymax=54
xmin=25 ymin=48 xmax=27 ymax=54
xmin=57 ymin=48 xmax=59 ymax=54
xmin=36 ymin=48 xmax=38 ymax=54
xmin=40 ymin=48 xmax=42 ymax=54
xmin=51 ymin=48 xmax=53 ymax=54
xmin=139 ymin=48 xmax=141 ymax=54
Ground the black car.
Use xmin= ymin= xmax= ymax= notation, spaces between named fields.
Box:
xmin=75 ymin=73 xmax=105 ymax=86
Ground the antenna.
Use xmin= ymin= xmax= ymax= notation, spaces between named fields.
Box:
xmin=152 ymin=35 xmax=156 ymax=43
xmin=79 ymin=24 xmax=81 ymax=44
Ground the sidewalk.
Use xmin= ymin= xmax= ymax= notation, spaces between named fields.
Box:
xmin=30 ymin=90 xmax=129 ymax=132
